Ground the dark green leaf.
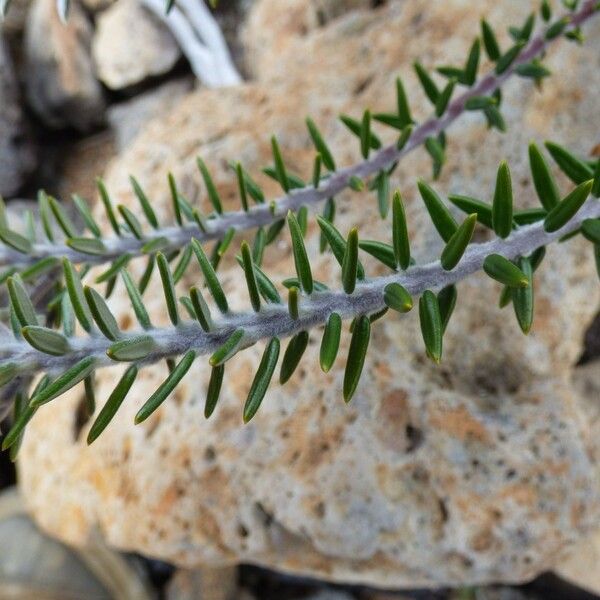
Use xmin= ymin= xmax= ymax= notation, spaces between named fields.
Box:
xmin=417 ymin=180 xmax=458 ymax=242
xmin=440 ymin=213 xmax=477 ymax=270
xmin=319 ymin=198 xmax=336 ymax=253
xmin=87 ymin=366 xmax=138 ymax=444
xmin=419 ymin=290 xmax=443 ymax=363
xmin=241 ymin=240 xmax=261 ymax=312
xmin=63 ymin=259 xmax=94 ymax=332
xmin=343 ymin=315 xmax=370 ymax=402
xmin=464 ymin=96 xmax=497 ymax=111
xmin=495 ymin=42 xmax=525 ymax=74
xmin=312 ymin=154 xmax=322 ymax=188
xmin=271 ymin=136 xmax=290 ymax=192
xmin=464 ymin=39 xmax=480 ymax=85
xmin=339 ymin=115 xmax=381 ymax=149
xmin=107 ymin=335 xmax=156 ymax=361
xmin=582 ymin=219 xmax=600 ymax=244
xmin=197 ymin=158 xmax=223 ymax=214
xmin=288 ymin=211 xmax=313 ymax=294
xmin=0 ymin=228 xmax=32 ymax=254
xmin=235 ymin=162 xmax=249 ymax=212
xmin=205 ymin=364 xmax=224 ymax=419
xmin=129 ymin=176 xmax=158 ymax=228
xmin=0 ymin=363 xmax=18 ymax=387
xmin=528 ymin=142 xmax=560 ymax=210
xmin=424 ymin=137 xmax=445 ymax=179
xmin=592 ymin=158 xmax=600 ymax=198
xmin=288 ymin=286 xmax=299 ymax=320
xmin=383 ymin=283 xmax=413 ymax=313
xmin=282 ymin=278 xmax=329 ymax=292
xmin=30 ymin=356 xmax=96 ymax=407
xmin=435 ymin=80 xmax=455 ymax=117
xmin=484 ymin=105 xmax=506 ymax=132
xmin=396 ymin=125 xmax=413 ymax=151
xmin=513 ymin=208 xmax=547 ymax=225
xmin=360 ymin=110 xmax=371 ymax=159
xmin=516 ymin=61 xmax=551 ymax=79
xmin=243 ymin=338 xmax=280 ymax=423
xmin=483 ymin=254 xmax=529 ymax=287
xmin=512 ymin=257 xmax=534 ymax=334
xmin=544 ymin=180 xmax=593 ymax=232
xmin=545 ymin=17 xmax=569 ymax=39
xmin=189 ymin=286 xmax=213 ymax=331
xmin=359 ymin=240 xmax=396 ymax=270
xmin=48 ymin=196 xmax=77 ymax=238
xmin=438 ymin=285 xmax=457 ymax=333
xmin=118 ymin=204 xmax=144 ymax=239
xmin=342 ymin=228 xmax=359 ymax=294
xmin=97 ymin=178 xmax=121 ymax=236
xmin=157 ymin=252 xmax=179 ymax=326
xmin=135 ymin=351 xmax=196 ymax=424
xmin=545 ymin=141 xmax=594 ymax=184
xmin=191 ymin=239 xmax=228 ymax=313
xmin=66 ymin=237 xmax=107 ymax=256
xmin=492 ymin=160 xmax=513 ymax=238
xmin=22 ymin=325 xmax=70 ymax=356
xmin=448 ymin=194 xmax=493 ymax=228
xmin=320 ymin=312 xmax=341 ymax=373
xmin=84 ymin=286 xmax=120 ymax=340
xmin=38 ymin=190 xmax=55 ymax=242
xmin=279 ymin=331 xmax=309 ymax=384
xmin=121 ymin=270 xmax=152 ymax=330
xmin=172 ymin=243 xmax=193 ymax=284
xmin=395 ymin=77 xmax=413 ymax=127
xmin=306 ymin=117 xmax=336 ymax=171
xmin=413 ymin=61 xmax=439 ymax=104
xmin=481 ymin=19 xmax=501 ymax=60
xmin=376 ymin=171 xmax=390 ymax=219
xmin=209 ymin=328 xmax=245 ymax=366
xmin=265 ymin=219 xmax=285 ymax=246
xmin=391 ymin=191 xmax=411 ymax=269
xmin=7 ymin=275 xmax=38 ymax=328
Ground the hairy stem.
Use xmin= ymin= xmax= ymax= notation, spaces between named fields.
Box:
xmin=5 ymin=197 xmax=599 ymax=379
xmin=1 ymin=0 xmax=597 ymax=271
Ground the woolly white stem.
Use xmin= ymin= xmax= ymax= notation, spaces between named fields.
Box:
xmin=141 ymin=0 xmax=241 ymax=86
xmin=4 ymin=196 xmax=599 ymax=377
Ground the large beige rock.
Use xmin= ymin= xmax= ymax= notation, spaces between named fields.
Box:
xmin=92 ymin=0 xmax=181 ymax=90
xmin=18 ymin=0 xmax=600 ymax=589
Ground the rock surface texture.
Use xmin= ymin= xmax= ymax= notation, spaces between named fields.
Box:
xmin=18 ymin=0 xmax=600 ymax=589
xmin=92 ymin=0 xmax=181 ymax=90
xmin=24 ymin=0 xmax=105 ymax=131
xmin=0 ymin=34 xmax=35 ymax=196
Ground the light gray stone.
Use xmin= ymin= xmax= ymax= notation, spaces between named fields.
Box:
xmin=92 ymin=0 xmax=181 ymax=90
xmin=24 ymin=0 xmax=105 ymax=131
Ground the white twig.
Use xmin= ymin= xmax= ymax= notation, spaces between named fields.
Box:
xmin=141 ymin=0 xmax=241 ymax=86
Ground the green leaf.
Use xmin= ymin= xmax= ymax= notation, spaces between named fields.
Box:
xmin=383 ymin=283 xmax=413 ymax=313
xmin=241 ymin=241 xmax=261 ymax=312
xmin=63 ymin=259 xmax=94 ymax=332
xmin=189 ymin=286 xmax=213 ymax=331
xmin=282 ymin=278 xmax=329 ymax=292
xmin=359 ymin=240 xmax=397 ymax=270
xmin=0 ymin=363 xmax=18 ymax=387
xmin=591 ymin=158 xmax=600 ymax=198
xmin=419 ymin=290 xmax=443 ymax=363
xmin=107 ymin=335 xmax=156 ymax=361
xmin=513 ymin=208 xmax=547 ymax=226
xmin=483 ymin=254 xmax=529 ymax=287
xmin=37 ymin=190 xmax=55 ymax=242
xmin=279 ymin=331 xmax=309 ymax=384
xmin=66 ymin=237 xmax=107 ymax=256
xmin=484 ymin=105 xmax=506 ymax=132
xmin=7 ymin=276 xmax=39 ymax=328
xmin=22 ymin=325 xmax=71 ymax=356
xmin=312 ymin=154 xmax=322 ymax=188
xmin=435 ymin=80 xmax=455 ymax=117
xmin=438 ymin=285 xmax=457 ymax=333
xmin=417 ymin=180 xmax=458 ymax=242
xmin=167 ymin=172 xmax=184 ymax=226
xmin=287 ymin=211 xmax=313 ymax=294
xmin=343 ymin=315 xmax=370 ymax=402
xmin=341 ymin=228 xmax=359 ymax=294
xmin=97 ymin=178 xmax=121 ymax=236
xmin=395 ymin=77 xmax=413 ymax=127
xmin=135 ymin=351 xmax=196 ymax=424
xmin=582 ymin=219 xmax=600 ymax=244
xmin=512 ymin=257 xmax=534 ymax=334
xmin=197 ymin=158 xmax=223 ymax=214
xmin=87 ymin=366 xmax=138 ymax=444
xmin=396 ymin=125 xmax=413 ymax=151
xmin=495 ymin=42 xmax=525 ymax=75
xmin=288 ymin=286 xmax=299 ymax=320
xmin=121 ymin=270 xmax=152 ymax=330
xmin=118 ymin=204 xmax=144 ymax=239
xmin=528 ymin=142 xmax=561 ymax=210
xmin=516 ymin=61 xmax=552 ymax=79
xmin=339 ymin=115 xmax=381 ymax=150
xmin=392 ymin=191 xmax=410 ymax=271
xmin=48 ymin=196 xmax=77 ymax=238
xmin=481 ymin=19 xmax=501 ymax=61
xmin=271 ymin=136 xmax=290 ymax=193
xmin=541 ymin=0 xmax=552 ymax=20
xmin=360 ymin=110 xmax=372 ymax=159
xmin=545 ymin=141 xmax=594 ymax=184
xmin=424 ymin=137 xmax=445 ymax=179
xmin=448 ymin=194 xmax=493 ymax=228
xmin=492 ymin=161 xmax=513 ymax=239
xmin=172 ymin=243 xmax=193 ymax=284
xmin=545 ymin=16 xmax=569 ymax=39
xmin=320 ymin=312 xmax=341 ymax=373
xmin=544 ymin=180 xmax=593 ymax=232
xmin=306 ymin=117 xmax=336 ymax=171
xmin=463 ymin=39 xmax=480 ymax=85
xmin=243 ymin=338 xmax=280 ymax=423
xmin=413 ymin=61 xmax=439 ymax=104
xmin=209 ymin=328 xmax=245 ymax=366
xmin=0 ymin=226 xmax=33 ymax=254
xmin=130 ymin=176 xmax=158 ymax=228
xmin=265 ymin=219 xmax=285 ymax=246
xmin=156 ymin=252 xmax=179 ymax=326
xmin=30 ymin=356 xmax=96 ymax=407
xmin=191 ymin=239 xmax=228 ymax=313
xmin=319 ymin=199 xmax=336 ymax=253
xmin=464 ymin=96 xmax=497 ymax=111
xmin=84 ymin=286 xmax=120 ymax=340
xmin=376 ymin=171 xmax=390 ymax=219
xmin=440 ymin=213 xmax=477 ymax=270
xmin=205 ymin=364 xmax=225 ymax=419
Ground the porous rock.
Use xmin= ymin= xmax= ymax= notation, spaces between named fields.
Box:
xmin=24 ymin=0 xmax=105 ymax=131
xmin=0 ymin=33 xmax=35 ymax=196
xmin=92 ymin=0 xmax=181 ymax=90
xmin=18 ymin=0 xmax=600 ymax=588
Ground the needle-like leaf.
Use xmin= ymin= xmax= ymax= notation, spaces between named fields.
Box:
xmin=241 ymin=241 xmax=261 ymax=312
xmin=287 ymin=211 xmax=313 ymax=295
xmin=84 ymin=286 xmax=121 ymax=341
xmin=545 ymin=141 xmax=594 ymax=184
xmin=210 ymin=328 xmax=245 ymax=366
xmin=320 ymin=312 xmax=342 ymax=373
xmin=197 ymin=158 xmax=223 ymax=214
xmin=512 ymin=257 xmax=534 ymax=334
xmin=383 ymin=283 xmax=413 ymax=313
xmin=544 ymin=180 xmax=593 ymax=232
xmin=342 ymin=228 xmax=359 ymax=294
xmin=243 ymin=338 xmax=280 ymax=423
xmin=306 ymin=117 xmax=336 ymax=171
xmin=492 ymin=161 xmax=513 ymax=238
xmin=343 ymin=315 xmax=370 ymax=402
xmin=280 ymin=331 xmax=309 ymax=384
xmin=440 ymin=213 xmax=477 ymax=270
xmin=22 ymin=326 xmax=71 ymax=356
xmin=418 ymin=180 xmax=458 ymax=242
xmin=191 ymin=239 xmax=228 ymax=313
xmin=483 ymin=254 xmax=530 ymax=287
xmin=419 ymin=290 xmax=443 ymax=363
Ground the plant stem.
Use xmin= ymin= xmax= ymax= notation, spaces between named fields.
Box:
xmin=5 ymin=197 xmax=599 ymax=379
xmin=1 ymin=0 xmax=597 ymax=271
